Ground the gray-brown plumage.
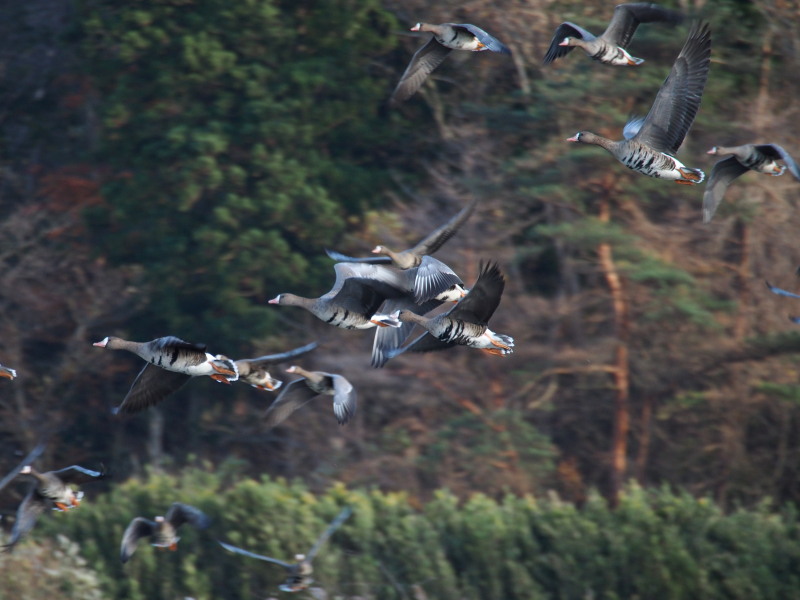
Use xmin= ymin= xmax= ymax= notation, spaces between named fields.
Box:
xmin=543 ymin=3 xmax=683 ymax=66
xmin=263 ymin=366 xmax=356 ymax=427
xmin=387 ymin=261 xmax=513 ymax=359
xmin=120 ymin=502 xmax=211 ymax=563
xmin=703 ymin=144 xmax=800 ymax=223
xmin=218 ymin=506 xmax=352 ymax=593
xmin=566 ymin=21 xmax=711 ymax=184
xmin=390 ymin=23 xmax=510 ymax=104
xmin=93 ymin=335 xmax=239 ymax=414
xmin=3 ymin=463 xmax=104 ymax=552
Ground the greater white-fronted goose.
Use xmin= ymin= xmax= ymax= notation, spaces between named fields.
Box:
xmin=543 ymin=3 xmax=683 ymax=66
xmin=2 ymin=463 xmax=104 ymax=552
xmin=0 ymin=364 xmax=16 ymax=380
xmin=219 ymin=506 xmax=352 ymax=593
xmin=120 ymin=502 xmax=211 ymax=563
xmin=387 ymin=261 xmax=514 ymax=359
xmin=390 ymin=23 xmax=510 ymax=105
xmin=263 ymin=366 xmax=356 ymax=427
xmin=703 ymin=144 xmax=800 ymax=222
xmin=268 ymin=263 xmax=410 ymax=330
xmin=766 ymin=281 xmax=800 ymax=324
xmin=93 ymin=335 xmax=239 ymax=414
xmin=226 ymin=342 xmax=319 ymax=391
xmin=566 ymin=21 xmax=710 ymax=184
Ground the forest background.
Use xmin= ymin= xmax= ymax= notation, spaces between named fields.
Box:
xmin=2 ymin=0 xmax=800 ymax=598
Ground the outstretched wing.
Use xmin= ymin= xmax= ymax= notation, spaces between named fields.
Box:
xmin=390 ymin=37 xmax=452 ymax=105
xmin=632 ymin=21 xmax=711 ymax=154
xmin=306 ymin=506 xmax=353 ymax=563
xmin=407 ymin=197 xmax=479 ymax=258
xmin=166 ymin=502 xmax=212 ymax=530
xmin=702 ymin=156 xmax=749 ymax=223
xmin=218 ymin=540 xmax=293 ymax=568
xmin=120 ymin=517 xmax=157 ymax=563
xmin=113 ymin=364 xmax=191 ymax=414
xmin=454 ymin=24 xmax=511 ymax=54
xmin=3 ymin=490 xmax=47 ymax=552
xmin=603 ymin=3 xmax=683 ymax=48
xmin=264 ymin=379 xmax=319 ymax=428
xmin=756 ymin=144 xmax=800 ymax=179
xmin=543 ymin=22 xmax=595 ymax=65
xmin=51 ymin=464 xmax=105 ymax=485
xmin=0 ymin=441 xmax=46 ymax=494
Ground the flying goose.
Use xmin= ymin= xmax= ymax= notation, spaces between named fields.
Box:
xmin=219 ymin=506 xmax=352 ymax=593
xmin=390 ymin=23 xmax=510 ymax=105
xmin=0 ymin=364 xmax=16 ymax=380
xmin=120 ymin=502 xmax=211 ymax=563
xmin=566 ymin=21 xmax=711 ymax=184
xmin=703 ymin=144 xmax=800 ymax=222
xmin=93 ymin=335 xmax=239 ymax=414
xmin=543 ymin=3 xmax=684 ymax=66
xmin=268 ymin=263 xmax=412 ymax=330
xmin=2 ymin=463 xmax=104 ymax=552
xmin=387 ymin=261 xmax=513 ymax=359
xmin=224 ymin=342 xmax=319 ymax=391
xmin=263 ymin=366 xmax=356 ymax=427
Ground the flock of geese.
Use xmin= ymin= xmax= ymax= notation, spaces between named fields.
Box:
xmin=1 ymin=3 xmax=799 ymax=593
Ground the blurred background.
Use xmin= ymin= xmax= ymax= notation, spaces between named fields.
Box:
xmin=2 ymin=0 xmax=800 ymax=597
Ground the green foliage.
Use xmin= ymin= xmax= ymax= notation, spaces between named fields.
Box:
xmin=26 ymin=471 xmax=800 ymax=600
xmin=76 ymin=0 xmax=399 ymax=346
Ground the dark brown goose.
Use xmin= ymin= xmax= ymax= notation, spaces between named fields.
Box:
xmin=387 ymin=261 xmax=513 ymax=359
xmin=263 ymin=366 xmax=356 ymax=427
xmin=390 ymin=23 xmax=510 ymax=105
xmin=93 ymin=335 xmax=239 ymax=414
xmin=566 ymin=21 xmax=710 ymax=184
xmin=226 ymin=342 xmax=318 ymax=391
xmin=544 ymin=3 xmax=683 ymax=66
xmin=120 ymin=502 xmax=211 ymax=563
xmin=2 ymin=463 xmax=104 ymax=552
xmin=703 ymin=144 xmax=800 ymax=222
xmin=268 ymin=263 xmax=411 ymax=330
xmin=219 ymin=506 xmax=352 ymax=593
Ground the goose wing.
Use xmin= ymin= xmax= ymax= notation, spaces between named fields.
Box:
xmin=602 ymin=3 xmax=683 ymax=47
xmin=326 ymin=374 xmax=357 ymax=425
xmin=756 ymin=144 xmax=800 ymax=179
xmin=454 ymin=24 xmax=511 ymax=54
xmin=264 ymin=379 xmax=319 ymax=428
xmin=406 ymin=197 xmax=478 ymax=258
xmin=0 ymin=441 xmax=46 ymax=494
xmin=390 ymin=37 xmax=452 ymax=105
xmin=113 ymin=364 xmax=191 ymax=414
xmin=306 ymin=506 xmax=353 ymax=563
xmin=543 ymin=22 xmax=596 ymax=65
xmin=218 ymin=540 xmax=293 ymax=568
xmin=3 ymin=490 xmax=47 ymax=552
xmin=51 ymin=464 xmax=105 ymax=484
xmin=702 ymin=156 xmax=749 ymax=223
xmin=120 ymin=517 xmax=158 ymax=563
xmin=766 ymin=281 xmax=800 ymax=300
xmin=631 ymin=21 xmax=711 ymax=154
xmin=236 ymin=342 xmax=319 ymax=370
xmin=324 ymin=249 xmax=392 ymax=265
xmin=165 ymin=502 xmax=212 ymax=530
xmin=448 ymin=262 xmax=506 ymax=325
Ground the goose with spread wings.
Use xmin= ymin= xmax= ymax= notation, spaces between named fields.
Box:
xmin=543 ymin=3 xmax=683 ymax=67
xmin=566 ymin=21 xmax=711 ymax=184
xmin=219 ymin=506 xmax=352 ymax=593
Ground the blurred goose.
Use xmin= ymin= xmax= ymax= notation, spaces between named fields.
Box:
xmin=543 ymin=3 xmax=683 ymax=66
xmin=390 ymin=23 xmax=510 ymax=104
xmin=93 ymin=335 xmax=239 ymax=414
xmin=263 ymin=366 xmax=356 ymax=427
xmin=268 ymin=263 xmax=411 ymax=330
xmin=703 ymin=144 xmax=800 ymax=222
xmin=120 ymin=502 xmax=211 ymax=563
xmin=219 ymin=506 xmax=352 ymax=593
xmin=566 ymin=21 xmax=710 ymax=184
xmin=3 ymin=463 xmax=104 ymax=552
xmin=227 ymin=342 xmax=319 ymax=391
xmin=0 ymin=364 xmax=16 ymax=380
xmin=766 ymin=281 xmax=800 ymax=324
xmin=387 ymin=261 xmax=513 ymax=359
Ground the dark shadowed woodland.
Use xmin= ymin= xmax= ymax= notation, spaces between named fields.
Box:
xmin=2 ymin=0 xmax=800 ymax=598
